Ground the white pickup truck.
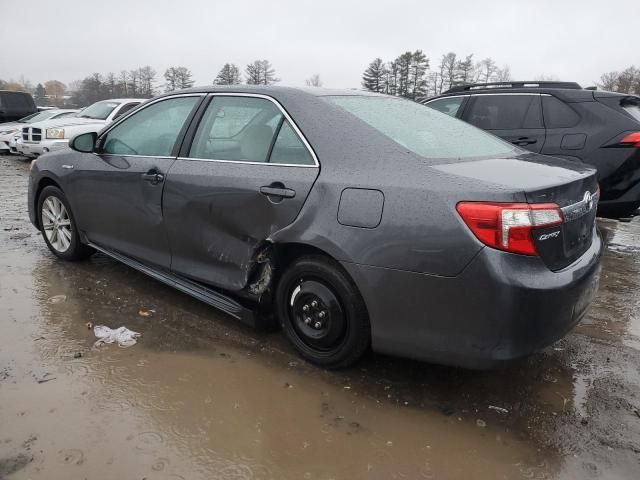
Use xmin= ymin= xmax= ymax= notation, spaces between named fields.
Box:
xmin=17 ymin=98 xmax=142 ymax=157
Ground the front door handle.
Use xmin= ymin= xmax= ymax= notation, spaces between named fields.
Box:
xmin=142 ymin=171 xmax=164 ymax=185
xmin=513 ymin=137 xmax=537 ymax=146
xmin=260 ymin=185 xmax=296 ymax=199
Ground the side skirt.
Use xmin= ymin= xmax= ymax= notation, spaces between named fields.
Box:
xmin=87 ymin=242 xmax=259 ymax=328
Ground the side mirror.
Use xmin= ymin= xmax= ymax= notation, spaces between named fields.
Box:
xmin=70 ymin=132 xmax=97 ymax=153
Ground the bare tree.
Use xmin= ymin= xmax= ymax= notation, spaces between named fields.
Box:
xmin=440 ymin=52 xmax=457 ymax=91
xmin=44 ymin=80 xmax=66 ymax=106
xmin=305 ymin=74 xmax=323 ymax=87
xmin=476 ymin=58 xmax=497 ymax=83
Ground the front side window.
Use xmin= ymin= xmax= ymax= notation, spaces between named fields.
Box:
xmin=327 ymin=96 xmax=515 ymax=159
xmin=102 ymin=96 xmax=199 ymax=156
xmin=426 ymin=97 xmax=465 ymax=117
xmin=190 ymin=96 xmax=283 ymax=162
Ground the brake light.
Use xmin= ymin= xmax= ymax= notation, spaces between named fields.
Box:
xmin=620 ymin=132 xmax=640 ymax=147
xmin=456 ymin=202 xmax=564 ymax=256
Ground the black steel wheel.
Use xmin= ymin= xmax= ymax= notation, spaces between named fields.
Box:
xmin=276 ymin=255 xmax=370 ymax=369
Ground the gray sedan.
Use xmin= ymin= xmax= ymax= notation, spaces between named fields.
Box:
xmin=27 ymin=86 xmax=602 ymax=369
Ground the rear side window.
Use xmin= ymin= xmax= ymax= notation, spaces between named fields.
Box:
xmin=113 ymin=102 xmax=140 ymax=120
xmin=2 ymin=92 xmax=33 ymax=110
xmin=269 ymin=120 xmax=314 ymax=165
xmin=467 ymin=95 xmax=542 ymax=130
xmin=327 ymin=96 xmax=515 ymax=159
xmin=190 ymin=96 xmax=283 ymax=163
xmin=425 ymin=97 xmax=465 ymax=117
xmin=542 ymin=96 xmax=581 ymax=128
xmin=622 ymin=101 xmax=640 ymax=122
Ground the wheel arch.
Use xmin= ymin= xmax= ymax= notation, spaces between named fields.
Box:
xmin=33 ymin=176 xmax=63 ymax=230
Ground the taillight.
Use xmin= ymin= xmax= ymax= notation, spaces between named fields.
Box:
xmin=619 ymin=132 xmax=640 ymax=147
xmin=456 ymin=202 xmax=564 ymax=256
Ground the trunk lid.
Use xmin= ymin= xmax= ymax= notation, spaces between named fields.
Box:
xmin=433 ymin=154 xmax=599 ymax=270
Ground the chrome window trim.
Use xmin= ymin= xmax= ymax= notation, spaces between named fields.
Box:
xmin=180 ymin=92 xmax=319 ymax=168
xmin=95 ymin=94 xmax=204 ymax=159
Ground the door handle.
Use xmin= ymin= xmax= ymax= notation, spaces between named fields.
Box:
xmin=513 ymin=137 xmax=537 ymax=146
xmin=142 ymin=171 xmax=164 ymax=185
xmin=260 ymin=185 xmax=296 ymax=199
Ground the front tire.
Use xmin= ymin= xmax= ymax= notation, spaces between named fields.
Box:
xmin=37 ymin=185 xmax=94 ymax=261
xmin=276 ymin=255 xmax=371 ymax=369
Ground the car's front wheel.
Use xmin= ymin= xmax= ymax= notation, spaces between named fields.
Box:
xmin=276 ymin=255 xmax=371 ymax=369
xmin=37 ymin=185 xmax=94 ymax=261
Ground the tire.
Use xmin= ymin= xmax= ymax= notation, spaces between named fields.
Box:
xmin=276 ymin=255 xmax=371 ymax=369
xmin=37 ymin=185 xmax=94 ymax=261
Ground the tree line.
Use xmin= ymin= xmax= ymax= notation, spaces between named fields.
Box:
xmin=598 ymin=66 xmax=640 ymax=95
xmin=3 ymin=60 xmax=639 ymax=109
xmin=362 ymin=51 xmax=511 ymax=99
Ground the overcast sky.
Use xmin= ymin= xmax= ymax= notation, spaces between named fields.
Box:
xmin=1 ymin=0 xmax=635 ymax=90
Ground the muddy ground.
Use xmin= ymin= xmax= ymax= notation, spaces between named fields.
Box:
xmin=0 ymin=153 xmax=639 ymax=480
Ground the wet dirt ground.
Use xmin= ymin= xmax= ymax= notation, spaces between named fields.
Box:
xmin=1 ymin=153 xmax=639 ymax=480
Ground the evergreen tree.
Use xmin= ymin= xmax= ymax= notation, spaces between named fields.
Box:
xmin=409 ymin=50 xmax=429 ymax=99
xmin=214 ymin=63 xmax=242 ymax=85
xmin=164 ymin=66 xmax=194 ymax=92
xmin=362 ymin=58 xmax=386 ymax=92
xmin=454 ymin=54 xmax=475 ymax=85
xmin=34 ymin=83 xmax=47 ymax=106
xmin=245 ymin=60 xmax=279 ymax=85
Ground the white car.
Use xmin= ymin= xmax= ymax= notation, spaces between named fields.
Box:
xmin=17 ymin=98 xmax=142 ymax=157
xmin=0 ymin=109 xmax=77 ymax=153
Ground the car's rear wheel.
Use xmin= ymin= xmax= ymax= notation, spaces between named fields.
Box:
xmin=276 ymin=255 xmax=371 ymax=369
xmin=37 ymin=185 xmax=94 ymax=261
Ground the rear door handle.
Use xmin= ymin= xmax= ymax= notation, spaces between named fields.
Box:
xmin=513 ymin=137 xmax=537 ymax=146
xmin=142 ymin=171 xmax=164 ymax=185
xmin=259 ymin=185 xmax=296 ymax=199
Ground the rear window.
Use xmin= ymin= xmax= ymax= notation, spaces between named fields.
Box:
xmin=327 ymin=96 xmax=515 ymax=159
xmin=2 ymin=92 xmax=33 ymax=110
xmin=622 ymin=101 xmax=640 ymax=122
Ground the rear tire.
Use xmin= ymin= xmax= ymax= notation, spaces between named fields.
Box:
xmin=276 ymin=255 xmax=371 ymax=369
xmin=37 ymin=185 xmax=94 ymax=261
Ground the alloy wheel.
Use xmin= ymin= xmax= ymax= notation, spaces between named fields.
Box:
xmin=41 ymin=196 xmax=72 ymax=253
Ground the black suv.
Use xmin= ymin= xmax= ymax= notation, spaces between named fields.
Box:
xmin=0 ymin=90 xmax=38 ymax=124
xmin=423 ymin=81 xmax=640 ymax=218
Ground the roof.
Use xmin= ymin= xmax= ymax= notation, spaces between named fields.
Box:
xmin=158 ymin=85 xmax=385 ymax=99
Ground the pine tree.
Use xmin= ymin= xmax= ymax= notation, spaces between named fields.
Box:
xmin=409 ymin=50 xmax=429 ymax=99
xmin=395 ymin=52 xmax=413 ymax=98
xmin=214 ymin=63 xmax=242 ymax=85
xmin=164 ymin=67 xmax=194 ymax=92
xmin=34 ymin=83 xmax=47 ymax=106
xmin=362 ymin=58 xmax=386 ymax=92
xmin=245 ymin=60 xmax=279 ymax=85
xmin=454 ymin=54 xmax=474 ymax=85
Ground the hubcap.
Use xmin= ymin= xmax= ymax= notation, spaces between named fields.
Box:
xmin=41 ymin=196 xmax=72 ymax=253
xmin=289 ymin=279 xmax=346 ymax=350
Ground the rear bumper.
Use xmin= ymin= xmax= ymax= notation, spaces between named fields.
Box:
xmin=342 ymin=227 xmax=602 ymax=369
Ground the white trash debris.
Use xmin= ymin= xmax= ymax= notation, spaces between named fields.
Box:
xmin=93 ymin=325 xmax=141 ymax=348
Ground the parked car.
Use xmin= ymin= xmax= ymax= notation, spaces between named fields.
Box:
xmin=422 ymin=81 xmax=640 ymax=218
xmin=18 ymin=98 xmax=142 ymax=157
xmin=0 ymin=90 xmax=38 ymax=123
xmin=28 ymin=86 xmax=602 ymax=369
xmin=0 ymin=109 xmax=78 ymax=153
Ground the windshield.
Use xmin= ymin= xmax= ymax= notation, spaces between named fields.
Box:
xmin=326 ymin=96 xmax=517 ymax=159
xmin=18 ymin=111 xmax=53 ymax=123
xmin=77 ymin=101 xmax=120 ymax=120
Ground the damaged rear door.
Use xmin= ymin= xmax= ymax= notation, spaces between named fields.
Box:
xmin=162 ymin=94 xmax=319 ymax=291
